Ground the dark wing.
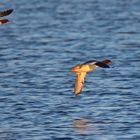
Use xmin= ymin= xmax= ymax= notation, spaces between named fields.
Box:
xmin=83 ymin=60 xmax=110 ymax=68
xmin=82 ymin=60 xmax=97 ymax=65
xmin=95 ymin=62 xmax=110 ymax=68
xmin=0 ymin=9 xmax=13 ymax=17
xmin=0 ymin=19 xmax=10 ymax=24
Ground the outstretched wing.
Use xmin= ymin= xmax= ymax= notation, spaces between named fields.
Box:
xmin=74 ymin=72 xmax=87 ymax=96
xmin=83 ymin=60 xmax=110 ymax=68
xmin=82 ymin=60 xmax=97 ymax=65
xmin=0 ymin=9 xmax=13 ymax=17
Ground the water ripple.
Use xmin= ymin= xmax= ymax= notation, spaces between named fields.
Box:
xmin=0 ymin=0 xmax=140 ymax=139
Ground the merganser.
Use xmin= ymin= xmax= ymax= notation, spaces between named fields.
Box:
xmin=71 ymin=59 xmax=112 ymax=96
xmin=0 ymin=9 xmax=13 ymax=24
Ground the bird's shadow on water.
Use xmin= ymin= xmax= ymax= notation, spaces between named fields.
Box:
xmin=73 ymin=117 xmax=99 ymax=134
xmin=58 ymin=94 xmax=107 ymax=126
xmin=72 ymin=117 xmax=115 ymax=140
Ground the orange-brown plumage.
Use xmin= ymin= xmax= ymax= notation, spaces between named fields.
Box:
xmin=0 ymin=9 xmax=13 ymax=24
xmin=0 ymin=9 xmax=13 ymax=17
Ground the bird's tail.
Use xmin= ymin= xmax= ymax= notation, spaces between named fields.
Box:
xmin=71 ymin=64 xmax=81 ymax=73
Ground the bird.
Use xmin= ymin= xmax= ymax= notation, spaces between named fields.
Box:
xmin=71 ymin=59 xmax=112 ymax=96
xmin=0 ymin=9 xmax=13 ymax=24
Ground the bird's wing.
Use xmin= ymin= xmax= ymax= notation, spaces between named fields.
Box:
xmin=82 ymin=60 xmax=97 ymax=65
xmin=0 ymin=9 xmax=13 ymax=17
xmin=83 ymin=60 xmax=110 ymax=68
xmin=74 ymin=72 xmax=87 ymax=96
xmin=0 ymin=19 xmax=10 ymax=24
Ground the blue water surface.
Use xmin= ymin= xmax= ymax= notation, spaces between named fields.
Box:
xmin=0 ymin=0 xmax=140 ymax=140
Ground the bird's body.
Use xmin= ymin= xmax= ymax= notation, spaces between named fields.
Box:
xmin=71 ymin=59 xmax=112 ymax=96
xmin=72 ymin=64 xmax=96 ymax=73
xmin=0 ymin=9 xmax=13 ymax=24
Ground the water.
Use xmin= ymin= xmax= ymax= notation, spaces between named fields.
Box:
xmin=0 ymin=0 xmax=140 ymax=139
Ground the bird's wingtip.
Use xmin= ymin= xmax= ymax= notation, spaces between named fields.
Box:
xmin=75 ymin=92 xmax=80 ymax=96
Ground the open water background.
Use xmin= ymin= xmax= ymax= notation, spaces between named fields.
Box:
xmin=0 ymin=0 xmax=140 ymax=139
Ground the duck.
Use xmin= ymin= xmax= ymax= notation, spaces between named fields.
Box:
xmin=0 ymin=9 xmax=13 ymax=24
xmin=71 ymin=59 xmax=112 ymax=96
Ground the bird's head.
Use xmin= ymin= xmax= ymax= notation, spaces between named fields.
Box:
xmin=102 ymin=59 xmax=112 ymax=65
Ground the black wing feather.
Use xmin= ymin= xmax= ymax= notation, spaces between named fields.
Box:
xmin=82 ymin=60 xmax=97 ymax=65
xmin=0 ymin=9 xmax=13 ymax=17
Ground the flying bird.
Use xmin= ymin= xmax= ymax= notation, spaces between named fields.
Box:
xmin=0 ymin=9 xmax=13 ymax=24
xmin=71 ymin=59 xmax=112 ymax=96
